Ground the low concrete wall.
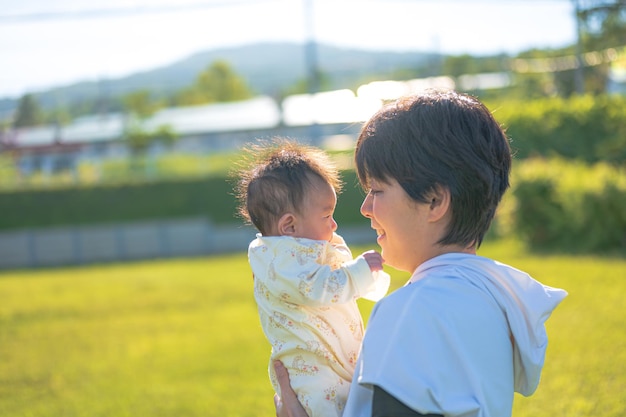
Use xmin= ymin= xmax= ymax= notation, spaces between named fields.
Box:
xmin=0 ymin=218 xmax=377 ymax=270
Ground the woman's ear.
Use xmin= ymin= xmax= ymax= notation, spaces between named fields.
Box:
xmin=277 ymin=213 xmax=297 ymax=236
xmin=428 ymin=185 xmax=451 ymax=223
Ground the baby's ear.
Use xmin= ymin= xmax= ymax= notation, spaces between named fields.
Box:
xmin=277 ymin=213 xmax=297 ymax=236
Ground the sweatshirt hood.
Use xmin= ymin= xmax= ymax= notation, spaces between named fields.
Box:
xmin=414 ymin=253 xmax=568 ymax=396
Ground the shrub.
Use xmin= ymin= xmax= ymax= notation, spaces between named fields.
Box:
xmin=0 ymin=171 xmax=370 ymax=232
xmin=510 ymin=158 xmax=626 ymax=253
xmin=490 ymin=95 xmax=626 ymax=165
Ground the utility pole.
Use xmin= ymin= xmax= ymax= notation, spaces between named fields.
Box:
xmin=303 ymin=0 xmax=320 ymax=96
xmin=303 ymin=0 xmax=321 ymax=144
xmin=573 ymin=0 xmax=585 ymax=94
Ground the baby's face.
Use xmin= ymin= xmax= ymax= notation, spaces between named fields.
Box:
xmin=296 ymin=180 xmax=338 ymax=242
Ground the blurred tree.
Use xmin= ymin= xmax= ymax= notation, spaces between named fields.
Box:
xmin=513 ymin=48 xmax=573 ymax=98
xmin=45 ymin=107 xmax=72 ymax=126
xmin=125 ymin=126 xmax=152 ymax=155
xmin=440 ymin=54 xmax=507 ymax=77
xmin=442 ymin=54 xmax=480 ymax=77
xmin=13 ymin=94 xmax=44 ymax=128
xmin=173 ymin=60 xmax=253 ymax=106
xmin=151 ymin=125 xmax=178 ymax=149
xmin=575 ymin=0 xmax=626 ymax=94
xmin=578 ymin=0 xmax=626 ymax=47
xmin=122 ymin=90 xmax=177 ymax=159
xmin=280 ymin=70 xmax=332 ymax=97
xmin=123 ymin=90 xmax=163 ymax=119
xmin=125 ymin=125 xmax=178 ymax=156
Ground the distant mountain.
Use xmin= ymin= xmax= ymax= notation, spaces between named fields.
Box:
xmin=0 ymin=42 xmax=441 ymax=117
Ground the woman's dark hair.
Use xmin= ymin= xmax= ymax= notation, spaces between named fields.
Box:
xmin=355 ymin=89 xmax=511 ymax=248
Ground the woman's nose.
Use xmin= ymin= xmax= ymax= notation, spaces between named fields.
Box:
xmin=360 ymin=193 xmax=373 ymax=218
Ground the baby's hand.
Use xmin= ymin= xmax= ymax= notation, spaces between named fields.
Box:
xmin=362 ymin=250 xmax=384 ymax=272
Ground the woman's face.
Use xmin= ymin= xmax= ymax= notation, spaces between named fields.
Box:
xmin=360 ymin=177 xmax=438 ymax=273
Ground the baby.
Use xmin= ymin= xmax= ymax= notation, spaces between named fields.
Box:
xmin=234 ymin=138 xmax=390 ymax=417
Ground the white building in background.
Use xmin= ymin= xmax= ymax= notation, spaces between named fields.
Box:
xmin=0 ymin=96 xmax=283 ymax=174
xmin=1 ymin=92 xmax=379 ymax=175
xmin=282 ymin=89 xmax=382 ymax=125
xmin=356 ymin=76 xmax=455 ymax=101
xmin=3 ymin=73 xmax=530 ymax=176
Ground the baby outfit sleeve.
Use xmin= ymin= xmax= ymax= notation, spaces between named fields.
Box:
xmin=357 ymin=268 xmax=391 ymax=302
xmin=251 ymin=236 xmax=388 ymax=306
xmin=333 ymin=234 xmax=390 ymax=302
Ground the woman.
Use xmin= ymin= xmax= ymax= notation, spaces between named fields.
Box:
xmin=274 ymin=89 xmax=567 ymax=417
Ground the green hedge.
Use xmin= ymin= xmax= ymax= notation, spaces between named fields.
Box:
xmin=2 ymin=161 xmax=625 ymax=254
xmin=509 ymin=158 xmax=626 ymax=253
xmin=0 ymin=171 xmax=370 ymax=231
xmin=0 ymin=177 xmax=237 ymax=230
xmin=489 ymin=95 xmax=626 ymax=165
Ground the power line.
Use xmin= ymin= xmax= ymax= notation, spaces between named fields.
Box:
xmin=0 ymin=0 xmax=272 ymax=23
xmin=0 ymin=0 xmax=577 ymax=23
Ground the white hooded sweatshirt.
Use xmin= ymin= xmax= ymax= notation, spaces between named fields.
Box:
xmin=343 ymin=252 xmax=567 ymax=417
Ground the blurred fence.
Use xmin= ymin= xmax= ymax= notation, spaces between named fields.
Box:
xmin=0 ymin=218 xmax=377 ymax=270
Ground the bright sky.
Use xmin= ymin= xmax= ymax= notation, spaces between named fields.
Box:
xmin=0 ymin=0 xmax=577 ymax=99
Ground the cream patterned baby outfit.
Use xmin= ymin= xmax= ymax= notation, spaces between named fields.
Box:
xmin=249 ymin=233 xmax=390 ymax=417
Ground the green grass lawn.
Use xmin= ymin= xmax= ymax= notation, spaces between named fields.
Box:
xmin=0 ymin=239 xmax=624 ymax=416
